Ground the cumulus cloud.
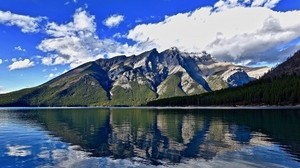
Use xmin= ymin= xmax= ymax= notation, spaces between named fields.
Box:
xmin=35 ymin=0 xmax=297 ymax=67
xmin=0 ymin=59 xmax=2 ymax=64
xmin=14 ymin=46 xmax=26 ymax=52
xmin=8 ymin=59 xmax=35 ymax=70
xmin=0 ymin=10 xmax=45 ymax=33
xmin=41 ymin=56 xmax=55 ymax=66
xmin=38 ymin=9 xmax=104 ymax=67
xmin=127 ymin=0 xmax=300 ymax=65
xmin=38 ymin=9 xmax=152 ymax=68
xmin=103 ymin=14 xmax=124 ymax=28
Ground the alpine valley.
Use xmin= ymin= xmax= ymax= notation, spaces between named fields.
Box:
xmin=0 ymin=47 xmax=269 ymax=106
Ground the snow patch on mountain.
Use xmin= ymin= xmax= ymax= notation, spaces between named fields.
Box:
xmin=222 ymin=68 xmax=251 ymax=87
xmin=246 ymin=67 xmax=271 ymax=79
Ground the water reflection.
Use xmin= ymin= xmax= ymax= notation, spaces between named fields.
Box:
xmin=1 ymin=108 xmax=300 ymax=167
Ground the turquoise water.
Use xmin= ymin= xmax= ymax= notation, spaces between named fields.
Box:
xmin=0 ymin=108 xmax=300 ymax=167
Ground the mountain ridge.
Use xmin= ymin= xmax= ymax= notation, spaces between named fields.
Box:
xmin=0 ymin=47 xmax=269 ymax=106
xmin=147 ymin=50 xmax=300 ymax=106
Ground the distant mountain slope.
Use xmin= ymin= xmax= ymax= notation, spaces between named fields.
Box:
xmin=263 ymin=50 xmax=300 ymax=78
xmin=147 ymin=50 xmax=300 ymax=106
xmin=0 ymin=47 xmax=268 ymax=106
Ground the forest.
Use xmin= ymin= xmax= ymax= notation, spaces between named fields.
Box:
xmin=146 ymin=75 xmax=300 ymax=106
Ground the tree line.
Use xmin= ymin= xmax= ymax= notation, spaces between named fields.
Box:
xmin=146 ymin=75 xmax=300 ymax=106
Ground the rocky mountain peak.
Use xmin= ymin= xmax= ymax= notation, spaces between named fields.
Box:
xmin=170 ymin=46 xmax=180 ymax=51
xmin=163 ymin=47 xmax=181 ymax=56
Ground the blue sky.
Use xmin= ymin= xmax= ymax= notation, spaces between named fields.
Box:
xmin=0 ymin=0 xmax=300 ymax=93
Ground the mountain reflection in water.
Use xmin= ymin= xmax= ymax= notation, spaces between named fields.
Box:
xmin=1 ymin=108 xmax=300 ymax=167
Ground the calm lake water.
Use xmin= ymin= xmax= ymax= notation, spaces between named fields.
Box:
xmin=0 ymin=108 xmax=300 ymax=168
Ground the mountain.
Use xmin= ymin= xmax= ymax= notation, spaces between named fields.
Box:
xmin=263 ymin=50 xmax=300 ymax=79
xmin=147 ymin=50 xmax=300 ymax=106
xmin=0 ymin=47 xmax=269 ymax=106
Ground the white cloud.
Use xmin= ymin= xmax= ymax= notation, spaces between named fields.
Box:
xmin=38 ymin=9 xmax=151 ymax=68
xmin=38 ymin=9 xmax=102 ymax=68
xmin=14 ymin=46 xmax=26 ymax=52
xmin=0 ymin=10 xmax=45 ymax=33
xmin=8 ymin=59 xmax=35 ymax=70
xmin=0 ymin=59 xmax=2 ymax=64
xmin=37 ymin=1 xmax=293 ymax=68
xmin=214 ymin=0 xmax=280 ymax=11
xmin=214 ymin=0 xmax=247 ymax=11
xmin=41 ymin=56 xmax=55 ymax=66
xmin=47 ymin=73 xmax=57 ymax=79
xmin=251 ymin=0 xmax=268 ymax=7
xmin=103 ymin=14 xmax=124 ymax=28
xmin=113 ymin=32 xmax=123 ymax=39
xmin=127 ymin=0 xmax=300 ymax=65
xmin=251 ymin=0 xmax=281 ymax=8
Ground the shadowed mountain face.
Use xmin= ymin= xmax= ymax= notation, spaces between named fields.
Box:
xmin=0 ymin=48 xmax=269 ymax=106
xmin=263 ymin=50 xmax=300 ymax=79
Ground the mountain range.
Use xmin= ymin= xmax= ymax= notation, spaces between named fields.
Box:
xmin=147 ymin=50 xmax=300 ymax=106
xmin=0 ymin=47 xmax=269 ymax=106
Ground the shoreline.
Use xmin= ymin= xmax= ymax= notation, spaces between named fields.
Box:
xmin=1 ymin=105 xmax=300 ymax=110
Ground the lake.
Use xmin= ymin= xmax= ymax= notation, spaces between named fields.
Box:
xmin=0 ymin=108 xmax=300 ymax=167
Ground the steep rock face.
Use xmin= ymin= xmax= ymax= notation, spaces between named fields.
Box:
xmin=0 ymin=47 xmax=269 ymax=106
